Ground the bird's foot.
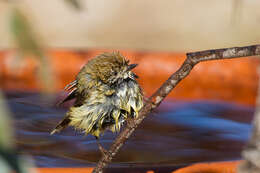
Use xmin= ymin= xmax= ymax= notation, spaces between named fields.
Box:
xmin=98 ymin=143 xmax=108 ymax=156
xmin=96 ymin=138 xmax=108 ymax=156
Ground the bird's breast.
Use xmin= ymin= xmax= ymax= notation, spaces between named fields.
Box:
xmin=112 ymin=79 xmax=143 ymax=115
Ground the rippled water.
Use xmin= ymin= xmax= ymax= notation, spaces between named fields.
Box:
xmin=3 ymin=91 xmax=254 ymax=168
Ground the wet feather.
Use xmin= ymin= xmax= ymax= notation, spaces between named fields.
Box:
xmin=51 ymin=52 xmax=143 ymax=138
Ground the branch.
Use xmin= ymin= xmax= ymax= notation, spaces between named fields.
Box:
xmin=92 ymin=44 xmax=260 ymax=173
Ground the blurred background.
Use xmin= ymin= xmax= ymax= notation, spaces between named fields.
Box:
xmin=0 ymin=0 xmax=259 ymax=173
xmin=1 ymin=0 xmax=260 ymax=51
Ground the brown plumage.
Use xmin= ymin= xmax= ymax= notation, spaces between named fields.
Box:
xmin=51 ymin=52 xmax=143 ymax=138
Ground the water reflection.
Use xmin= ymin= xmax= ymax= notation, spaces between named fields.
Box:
xmin=3 ymin=91 xmax=254 ymax=167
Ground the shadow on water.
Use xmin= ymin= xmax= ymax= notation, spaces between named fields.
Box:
xmin=3 ymin=91 xmax=254 ymax=168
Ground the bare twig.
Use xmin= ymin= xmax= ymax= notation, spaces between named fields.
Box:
xmin=93 ymin=44 xmax=260 ymax=173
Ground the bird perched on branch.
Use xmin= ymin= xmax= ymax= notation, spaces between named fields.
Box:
xmin=51 ymin=52 xmax=143 ymax=153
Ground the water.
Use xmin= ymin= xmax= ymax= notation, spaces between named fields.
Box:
xmin=3 ymin=91 xmax=254 ymax=168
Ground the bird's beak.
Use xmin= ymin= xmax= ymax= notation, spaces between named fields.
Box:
xmin=127 ymin=64 xmax=138 ymax=71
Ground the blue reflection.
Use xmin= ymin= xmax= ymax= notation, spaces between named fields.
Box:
xmin=3 ymin=91 xmax=255 ymax=167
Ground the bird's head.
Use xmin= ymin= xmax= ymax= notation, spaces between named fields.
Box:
xmin=84 ymin=52 xmax=138 ymax=85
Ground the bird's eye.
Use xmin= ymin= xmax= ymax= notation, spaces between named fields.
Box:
xmin=113 ymin=71 xmax=118 ymax=76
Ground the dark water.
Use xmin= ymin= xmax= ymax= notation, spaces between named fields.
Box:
xmin=3 ymin=91 xmax=254 ymax=168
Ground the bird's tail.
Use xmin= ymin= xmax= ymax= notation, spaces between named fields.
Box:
xmin=50 ymin=117 xmax=71 ymax=135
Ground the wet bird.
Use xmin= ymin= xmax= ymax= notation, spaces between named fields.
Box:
xmin=51 ymin=52 xmax=143 ymax=153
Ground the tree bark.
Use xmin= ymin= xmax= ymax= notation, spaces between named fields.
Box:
xmin=93 ymin=44 xmax=260 ymax=173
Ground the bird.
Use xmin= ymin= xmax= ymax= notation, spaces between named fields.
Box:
xmin=50 ymin=52 xmax=143 ymax=153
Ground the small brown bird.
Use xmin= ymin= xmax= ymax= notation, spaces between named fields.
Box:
xmin=51 ymin=52 xmax=143 ymax=151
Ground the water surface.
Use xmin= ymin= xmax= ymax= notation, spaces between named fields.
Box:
xmin=3 ymin=91 xmax=254 ymax=168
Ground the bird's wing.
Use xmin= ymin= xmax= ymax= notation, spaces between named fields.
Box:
xmin=57 ymin=80 xmax=77 ymax=106
xmin=50 ymin=115 xmax=71 ymax=135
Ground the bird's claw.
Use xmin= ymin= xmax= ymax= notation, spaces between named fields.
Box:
xmin=96 ymin=138 xmax=108 ymax=156
xmin=98 ymin=142 xmax=108 ymax=156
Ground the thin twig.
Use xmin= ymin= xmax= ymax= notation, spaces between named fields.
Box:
xmin=92 ymin=44 xmax=260 ymax=173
